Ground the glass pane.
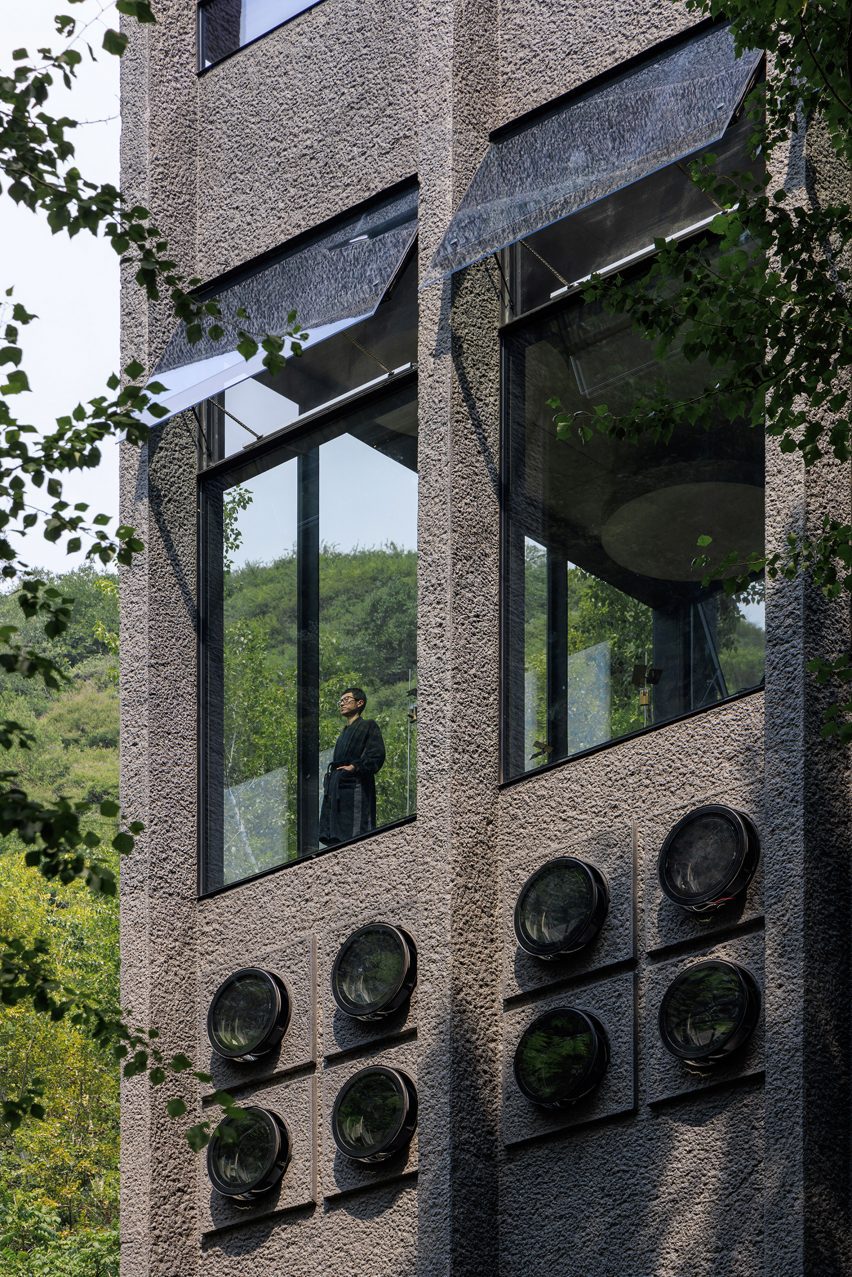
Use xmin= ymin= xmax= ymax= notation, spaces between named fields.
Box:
xmin=211 ymin=251 xmax=417 ymax=462
xmin=318 ymin=396 xmax=418 ymax=846
xmin=204 ymin=459 xmax=300 ymax=888
xmin=512 ymin=111 xmax=755 ymax=314
xmin=427 ymin=24 xmax=760 ymax=283
xmin=199 ymin=0 xmax=324 ymax=68
xmin=203 ymin=380 xmax=417 ymax=890
xmin=503 ymin=275 xmax=764 ymax=782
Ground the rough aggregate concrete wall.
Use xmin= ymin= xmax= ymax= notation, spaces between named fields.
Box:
xmin=196 ymin=0 xmax=418 ymax=276
xmin=120 ymin=1 xmax=851 ymax=1273
xmin=497 ymin=0 xmax=694 ymax=124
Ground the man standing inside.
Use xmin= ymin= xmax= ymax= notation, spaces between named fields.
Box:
xmin=319 ymin=687 xmax=386 ymax=846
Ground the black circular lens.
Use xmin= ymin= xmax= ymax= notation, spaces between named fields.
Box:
xmin=331 ymin=924 xmax=416 ymax=1020
xmin=331 ymin=1066 xmax=417 ymax=1163
xmin=514 ymin=858 xmax=609 ymax=958
xmin=207 ymin=1107 xmax=290 ymax=1201
xmin=659 ymin=959 xmax=760 ymax=1066
xmin=207 ymin=968 xmax=289 ymax=1061
xmin=658 ymin=805 xmax=759 ymax=912
xmin=513 ymin=1007 xmax=609 ymax=1108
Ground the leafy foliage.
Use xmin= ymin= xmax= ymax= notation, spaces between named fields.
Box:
xmin=0 ymin=0 xmax=314 ymax=1216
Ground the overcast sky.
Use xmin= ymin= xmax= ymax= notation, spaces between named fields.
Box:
xmin=0 ymin=1 xmax=120 ymax=573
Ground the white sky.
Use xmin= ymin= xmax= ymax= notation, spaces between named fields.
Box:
xmin=0 ymin=1 xmax=120 ymax=573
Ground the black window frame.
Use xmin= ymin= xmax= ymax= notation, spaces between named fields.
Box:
xmin=498 ymin=223 xmax=765 ymax=786
xmin=197 ymin=364 xmax=418 ymax=899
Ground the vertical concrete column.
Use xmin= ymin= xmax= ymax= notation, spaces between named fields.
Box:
xmin=762 ymin=121 xmax=852 ymax=1277
xmin=417 ymin=2 xmax=501 ymax=1272
xmin=119 ymin=13 xmax=152 ymax=1277
xmin=119 ymin=3 xmax=201 ymax=1274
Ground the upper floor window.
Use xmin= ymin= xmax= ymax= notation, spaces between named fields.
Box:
xmin=426 ymin=23 xmax=765 ymax=781
xmin=162 ymin=191 xmax=420 ymax=892
xmin=198 ymin=0 xmax=324 ymax=70
xmin=201 ymin=374 xmax=418 ymax=892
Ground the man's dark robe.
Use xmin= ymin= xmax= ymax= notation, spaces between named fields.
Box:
xmin=319 ymin=717 xmax=386 ymax=846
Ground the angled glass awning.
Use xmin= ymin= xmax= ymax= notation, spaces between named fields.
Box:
xmin=146 ymin=185 xmax=417 ymax=422
xmin=424 ymin=24 xmax=761 ymax=286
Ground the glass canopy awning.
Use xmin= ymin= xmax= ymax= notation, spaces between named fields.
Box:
xmin=146 ymin=185 xmax=418 ymax=423
xmin=424 ymin=23 xmax=761 ymax=286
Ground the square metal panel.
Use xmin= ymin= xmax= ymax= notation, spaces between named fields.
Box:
xmin=319 ymin=905 xmax=419 ymax=1060
xmin=643 ymin=931 xmax=764 ymax=1106
xmin=199 ymin=1073 xmax=317 ymax=1233
xmin=197 ymin=934 xmax=316 ymax=1095
xmin=502 ymin=822 xmax=635 ymax=1002
xmin=502 ymin=971 xmax=636 ymax=1145
xmin=320 ymin=1039 xmax=418 ymax=1198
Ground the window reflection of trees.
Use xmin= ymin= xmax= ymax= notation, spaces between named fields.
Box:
xmin=337 ymin=1075 xmax=404 ymax=1153
xmin=516 ymin=1012 xmax=596 ymax=1103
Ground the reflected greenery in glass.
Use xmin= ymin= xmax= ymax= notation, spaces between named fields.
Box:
xmin=207 ymin=1109 xmax=287 ymax=1198
xmin=504 ymin=237 xmax=765 ymax=781
xmin=332 ymin=1069 xmax=414 ymax=1161
xmin=202 ymin=382 xmax=418 ymax=889
xmin=207 ymin=969 xmax=285 ymax=1059
xmin=514 ymin=1008 xmax=607 ymax=1107
xmin=659 ymin=961 xmax=759 ymax=1063
xmin=333 ymin=925 xmax=413 ymax=1018
xmin=515 ymin=858 xmax=607 ymax=956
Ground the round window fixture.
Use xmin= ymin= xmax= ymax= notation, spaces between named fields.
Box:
xmin=658 ymin=959 xmax=760 ymax=1067
xmin=513 ymin=1007 xmax=609 ymax=1108
xmin=514 ymin=857 xmax=609 ymax=959
xmin=206 ymin=1107 xmax=290 ymax=1202
xmin=331 ymin=924 xmax=416 ymax=1021
xmin=331 ymin=1066 xmax=417 ymax=1163
xmin=206 ymin=967 xmax=290 ymax=1062
xmin=658 ymin=805 xmax=759 ymax=913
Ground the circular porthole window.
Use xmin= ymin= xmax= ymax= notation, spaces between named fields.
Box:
xmin=331 ymin=1066 xmax=417 ymax=1163
xmin=207 ymin=967 xmax=289 ymax=1062
xmin=331 ymin=924 xmax=416 ymax=1021
xmin=513 ymin=1007 xmax=609 ymax=1108
xmin=514 ymin=857 xmax=609 ymax=959
xmin=658 ymin=805 xmax=759 ymax=913
xmin=658 ymin=959 xmax=760 ymax=1067
xmin=206 ymin=1107 xmax=290 ymax=1201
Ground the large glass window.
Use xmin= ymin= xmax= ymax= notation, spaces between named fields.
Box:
xmin=502 ymin=118 xmax=764 ymax=781
xmin=201 ymin=377 xmax=417 ymax=891
xmin=198 ymin=0 xmax=324 ymax=69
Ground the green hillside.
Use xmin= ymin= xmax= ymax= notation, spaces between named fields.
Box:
xmin=0 ymin=569 xmax=121 ymax=1277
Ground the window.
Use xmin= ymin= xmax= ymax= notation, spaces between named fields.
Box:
xmin=194 ymin=195 xmax=419 ymax=892
xmin=200 ymin=374 xmax=417 ymax=891
xmin=198 ymin=0 xmax=324 ymax=69
xmin=423 ymin=24 xmax=765 ymax=780
xmin=501 ymin=113 xmax=764 ymax=780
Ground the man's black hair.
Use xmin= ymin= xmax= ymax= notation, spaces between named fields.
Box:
xmin=343 ymin=686 xmax=367 ymax=711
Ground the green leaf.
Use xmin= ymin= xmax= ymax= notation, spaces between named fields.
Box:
xmin=102 ymin=28 xmax=128 ymax=56
xmin=4 ymin=370 xmax=30 ymax=395
xmin=167 ymin=1097 xmax=188 ymax=1118
xmin=186 ymin=1123 xmax=210 ymax=1152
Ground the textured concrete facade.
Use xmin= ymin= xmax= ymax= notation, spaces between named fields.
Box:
xmin=119 ymin=2 xmax=852 ymax=1274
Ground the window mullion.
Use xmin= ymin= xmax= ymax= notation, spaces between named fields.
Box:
xmin=296 ymin=448 xmax=320 ymax=854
